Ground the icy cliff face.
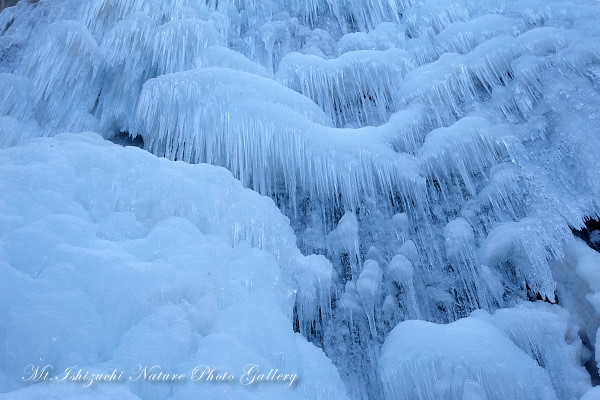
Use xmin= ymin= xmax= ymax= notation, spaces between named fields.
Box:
xmin=1 ymin=0 xmax=600 ymax=399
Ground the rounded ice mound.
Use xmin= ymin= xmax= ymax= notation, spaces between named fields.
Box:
xmin=379 ymin=316 xmax=559 ymax=400
xmin=0 ymin=133 xmax=348 ymax=400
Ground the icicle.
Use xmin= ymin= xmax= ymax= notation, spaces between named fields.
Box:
xmin=0 ymin=3 xmax=17 ymax=34
xmin=98 ymin=13 xmax=156 ymax=133
xmin=466 ymin=35 xmax=518 ymax=92
xmin=419 ymin=117 xmax=513 ymax=197
xmin=403 ymin=1 xmax=471 ymax=41
xmin=328 ymin=212 xmax=361 ymax=274
xmin=259 ymin=20 xmax=291 ymax=73
xmin=557 ymin=37 xmax=600 ymax=74
xmin=294 ymin=27 xmax=336 ymax=58
xmin=339 ymin=280 xmax=362 ymax=323
xmin=387 ymin=254 xmax=421 ymax=319
xmin=293 ymin=254 xmax=335 ymax=338
xmin=153 ymin=19 xmax=226 ymax=75
xmin=436 ymin=15 xmax=526 ymax=55
xmin=194 ymin=46 xmax=270 ymax=77
xmin=82 ymin=0 xmax=212 ymax=38
xmin=398 ymin=240 xmax=419 ymax=264
xmin=164 ymin=6 xmax=200 ymax=20
xmin=481 ymin=219 xmax=558 ymax=302
xmin=400 ymin=53 xmax=474 ymax=120
xmin=444 ymin=218 xmax=497 ymax=311
xmin=356 ymin=259 xmax=382 ymax=337
xmin=466 ymin=162 xmax=527 ymax=229
xmin=392 ymin=213 xmax=409 ymax=242
xmin=328 ymin=0 xmax=414 ymax=32
xmin=82 ymin=0 xmax=154 ymax=38
xmin=405 ymin=37 xmax=440 ymax=65
xmin=284 ymin=0 xmax=330 ymax=25
xmin=20 ymin=20 xmax=104 ymax=134
xmin=0 ymin=116 xmax=39 ymax=149
xmin=135 ymin=67 xmax=425 ymax=212
xmin=0 ymin=72 xmax=32 ymax=120
xmin=505 ymin=54 xmax=549 ymax=116
xmin=402 ymin=33 xmax=526 ymax=121
xmin=517 ymin=27 xmax=574 ymax=55
xmin=366 ymin=246 xmax=385 ymax=266
xmin=344 ymin=103 xmax=438 ymax=156
xmin=336 ymin=22 xmax=406 ymax=55
xmin=379 ymin=317 xmax=559 ymax=400
xmin=277 ymin=49 xmax=416 ymax=127
xmin=135 ymin=66 xmax=324 ymax=201
xmin=473 ymin=303 xmax=591 ymax=400
xmin=462 ymin=380 xmax=488 ymax=400
xmin=381 ymin=294 xmax=399 ymax=324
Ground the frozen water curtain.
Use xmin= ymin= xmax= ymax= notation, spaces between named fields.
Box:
xmin=1 ymin=0 xmax=600 ymax=399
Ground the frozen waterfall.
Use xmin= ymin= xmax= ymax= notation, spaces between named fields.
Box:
xmin=1 ymin=0 xmax=600 ymax=399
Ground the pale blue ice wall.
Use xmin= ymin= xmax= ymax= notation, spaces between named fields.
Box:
xmin=1 ymin=1 xmax=600 ymax=399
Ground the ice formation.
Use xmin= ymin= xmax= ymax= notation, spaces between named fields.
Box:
xmin=379 ymin=304 xmax=585 ymax=400
xmin=152 ymin=19 xmax=226 ymax=75
xmin=0 ymin=134 xmax=347 ymax=400
xmin=1 ymin=0 xmax=600 ymax=399
xmin=276 ymin=48 xmax=416 ymax=126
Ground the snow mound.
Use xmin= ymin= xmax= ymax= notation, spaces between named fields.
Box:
xmin=380 ymin=303 xmax=589 ymax=400
xmin=0 ymin=133 xmax=348 ymax=400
